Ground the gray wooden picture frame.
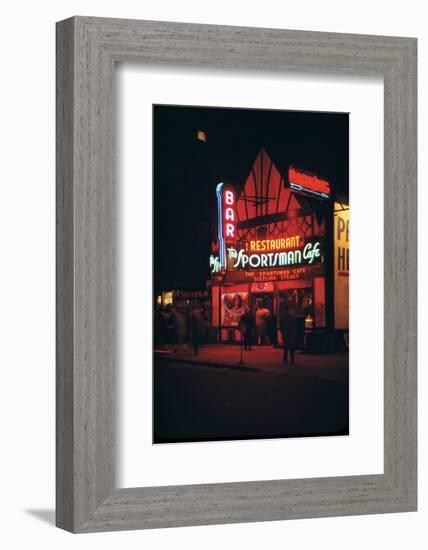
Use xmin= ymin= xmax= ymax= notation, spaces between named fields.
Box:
xmin=56 ymin=16 xmax=417 ymax=533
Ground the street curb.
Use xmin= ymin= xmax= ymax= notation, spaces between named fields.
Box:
xmin=155 ymin=352 xmax=348 ymax=384
xmin=155 ymin=353 xmax=261 ymax=373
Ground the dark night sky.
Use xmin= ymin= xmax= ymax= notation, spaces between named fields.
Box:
xmin=153 ymin=105 xmax=349 ymax=292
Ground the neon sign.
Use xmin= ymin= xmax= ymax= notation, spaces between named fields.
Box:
xmin=216 ymin=183 xmax=225 ymax=268
xmin=288 ymin=167 xmax=330 ymax=199
xmin=210 ymin=254 xmax=221 ymax=273
xmin=227 ymin=242 xmax=321 ymax=270
xmin=216 ymin=183 xmax=236 ymax=268
xmin=248 ymin=236 xmax=302 ymax=252
xmin=223 ymin=188 xmax=236 ymax=240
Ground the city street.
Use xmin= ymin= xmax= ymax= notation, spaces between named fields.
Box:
xmin=154 ymin=354 xmax=349 ymax=443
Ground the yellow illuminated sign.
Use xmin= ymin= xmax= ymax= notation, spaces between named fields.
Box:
xmin=334 ymin=204 xmax=349 ymax=330
xmin=248 ymin=236 xmax=301 ymax=252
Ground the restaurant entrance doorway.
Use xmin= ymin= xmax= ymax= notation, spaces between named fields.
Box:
xmin=251 ymin=292 xmax=273 ymax=313
xmin=252 ymin=292 xmax=275 ymax=346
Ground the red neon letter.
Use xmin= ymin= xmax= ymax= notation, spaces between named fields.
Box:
xmin=225 ymin=207 xmax=235 ymax=221
xmin=225 ymin=223 xmax=235 ymax=238
xmin=225 ymin=190 xmax=234 ymax=205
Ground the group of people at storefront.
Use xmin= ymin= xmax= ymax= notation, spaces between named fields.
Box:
xmin=155 ymin=304 xmax=207 ymax=356
xmin=239 ymin=299 xmax=305 ymax=365
xmin=156 ymin=296 xmax=305 ymax=364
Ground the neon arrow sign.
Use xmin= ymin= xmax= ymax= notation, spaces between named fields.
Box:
xmin=288 ymin=167 xmax=330 ymax=199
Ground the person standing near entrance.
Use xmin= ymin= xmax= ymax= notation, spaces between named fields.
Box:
xmin=240 ymin=307 xmax=255 ymax=351
xmin=280 ymin=300 xmax=299 ymax=365
xmin=255 ymin=305 xmax=269 ymax=345
xmin=266 ymin=309 xmax=277 ymax=347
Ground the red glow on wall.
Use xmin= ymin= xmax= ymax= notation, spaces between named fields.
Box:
xmin=288 ymin=167 xmax=330 ymax=196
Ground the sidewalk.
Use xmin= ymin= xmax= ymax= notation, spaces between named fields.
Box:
xmin=155 ymin=344 xmax=348 ymax=383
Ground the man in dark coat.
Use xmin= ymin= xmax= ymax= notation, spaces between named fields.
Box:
xmin=190 ymin=307 xmax=205 ymax=356
xmin=280 ymin=301 xmax=299 ymax=364
xmin=240 ymin=308 xmax=256 ymax=351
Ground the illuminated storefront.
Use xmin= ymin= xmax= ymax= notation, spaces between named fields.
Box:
xmin=209 ymin=148 xmax=349 ymax=345
xmin=155 ymin=289 xmax=211 ymax=343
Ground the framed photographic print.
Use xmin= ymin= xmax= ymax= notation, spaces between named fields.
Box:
xmin=151 ymin=104 xmax=349 ymax=445
xmin=56 ymin=17 xmax=417 ymax=532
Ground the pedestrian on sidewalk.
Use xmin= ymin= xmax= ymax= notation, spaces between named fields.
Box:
xmin=190 ymin=306 xmax=205 ymax=356
xmin=162 ymin=304 xmax=178 ymax=352
xmin=266 ymin=309 xmax=277 ymax=347
xmin=280 ymin=300 xmax=299 ymax=365
xmin=240 ymin=307 xmax=255 ymax=351
xmin=172 ymin=307 xmax=186 ymax=352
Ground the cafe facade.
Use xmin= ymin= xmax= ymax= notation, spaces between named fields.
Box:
xmin=208 ymin=148 xmax=349 ymax=348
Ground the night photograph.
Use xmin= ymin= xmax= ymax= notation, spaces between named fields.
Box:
xmin=153 ymin=104 xmax=349 ymax=444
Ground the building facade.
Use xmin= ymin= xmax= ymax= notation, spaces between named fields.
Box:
xmin=209 ymin=149 xmax=349 ymax=348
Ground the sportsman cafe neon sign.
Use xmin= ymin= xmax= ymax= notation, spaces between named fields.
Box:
xmin=228 ymin=242 xmax=321 ymax=270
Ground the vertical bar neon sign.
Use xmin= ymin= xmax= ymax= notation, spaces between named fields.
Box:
xmin=217 ymin=183 xmax=236 ymax=269
xmin=224 ymin=189 xmax=236 ymax=240
xmin=216 ymin=182 xmax=225 ymax=268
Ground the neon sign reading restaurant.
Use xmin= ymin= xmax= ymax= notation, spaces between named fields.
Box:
xmin=248 ymin=236 xmax=302 ymax=252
